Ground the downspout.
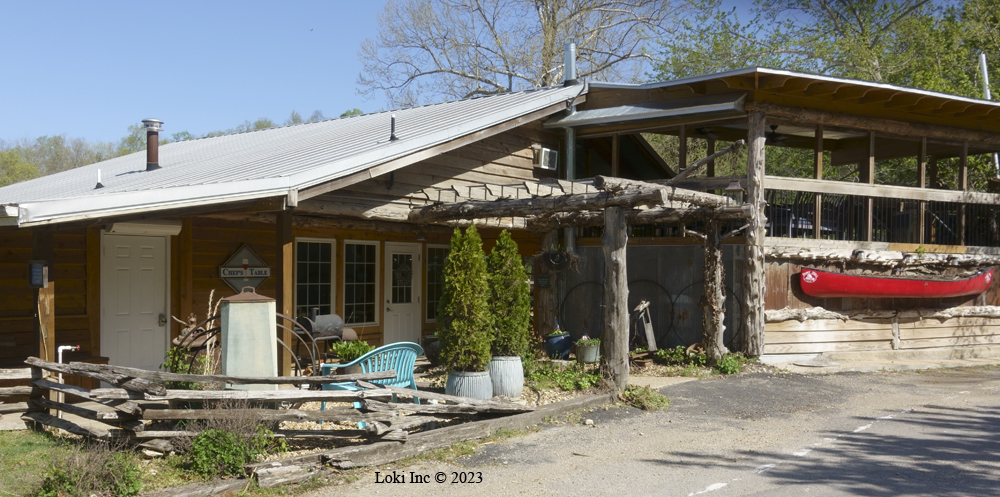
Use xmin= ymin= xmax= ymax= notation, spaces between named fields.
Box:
xmin=564 ymin=41 xmax=578 ymax=253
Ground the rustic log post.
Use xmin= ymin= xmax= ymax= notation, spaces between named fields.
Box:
xmin=275 ymin=211 xmax=294 ymax=376
xmin=706 ymin=139 xmax=716 ymax=177
xmin=534 ymin=231 xmax=560 ymax=337
xmin=918 ymin=138 xmax=927 ymax=244
xmin=601 ymin=206 xmax=629 ymax=391
xmin=863 ymin=131 xmax=875 ymax=242
xmin=960 ymin=141 xmax=968 ymax=246
xmin=700 ymin=221 xmax=728 ymax=363
xmin=813 ymin=124 xmax=823 ymax=240
xmin=740 ymin=111 xmax=766 ymax=356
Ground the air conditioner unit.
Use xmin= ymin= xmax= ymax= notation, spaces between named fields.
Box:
xmin=534 ymin=147 xmax=559 ymax=171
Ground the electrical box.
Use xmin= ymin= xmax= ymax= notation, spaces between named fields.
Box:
xmin=534 ymin=147 xmax=559 ymax=171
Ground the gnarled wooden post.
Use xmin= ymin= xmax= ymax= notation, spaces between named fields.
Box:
xmin=601 ymin=206 xmax=629 ymax=391
xmin=534 ymin=231 xmax=559 ymax=336
xmin=740 ymin=111 xmax=766 ymax=356
xmin=700 ymin=221 xmax=728 ymax=363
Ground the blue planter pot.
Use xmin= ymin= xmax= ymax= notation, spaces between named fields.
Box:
xmin=542 ymin=333 xmax=571 ymax=359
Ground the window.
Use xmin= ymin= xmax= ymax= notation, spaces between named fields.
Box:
xmin=294 ymin=239 xmax=334 ymax=318
xmin=425 ymin=246 xmax=449 ymax=321
xmin=344 ymin=241 xmax=378 ymax=325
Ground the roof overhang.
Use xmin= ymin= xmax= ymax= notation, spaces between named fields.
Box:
xmin=544 ymin=93 xmax=745 ymax=129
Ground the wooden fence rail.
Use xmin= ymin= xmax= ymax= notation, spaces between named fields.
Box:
xmin=19 ymin=357 xmax=533 ymax=452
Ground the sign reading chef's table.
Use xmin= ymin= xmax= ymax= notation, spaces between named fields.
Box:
xmin=218 ymin=245 xmax=271 ymax=292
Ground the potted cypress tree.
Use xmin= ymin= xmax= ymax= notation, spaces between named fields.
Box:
xmin=486 ymin=230 xmax=531 ymax=399
xmin=438 ymin=224 xmax=494 ymax=400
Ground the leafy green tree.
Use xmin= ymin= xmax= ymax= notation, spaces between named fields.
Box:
xmin=487 ymin=230 xmax=531 ymax=359
xmin=438 ymin=224 xmax=493 ymax=372
xmin=0 ymin=148 xmax=41 ymax=187
xmin=116 ymin=123 xmax=146 ymax=156
xmin=171 ymin=131 xmax=194 ymax=142
xmin=340 ymin=108 xmax=363 ymax=118
xmin=285 ymin=110 xmax=304 ymax=125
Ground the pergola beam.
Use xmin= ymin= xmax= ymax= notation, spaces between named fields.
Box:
xmin=592 ymin=176 xmax=733 ymax=207
xmin=408 ymin=187 xmax=668 ymax=223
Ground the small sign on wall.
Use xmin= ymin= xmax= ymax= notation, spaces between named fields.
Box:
xmin=29 ymin=260 xmax=48 ymax=288
xmin=218 ymin=245 xmax=271 ymax=292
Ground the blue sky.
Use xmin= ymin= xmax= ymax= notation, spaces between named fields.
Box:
xmin=0 ymin=1 xmax=388 ymax=144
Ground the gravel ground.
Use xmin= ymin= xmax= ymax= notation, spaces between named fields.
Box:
xmin=294 ymin=366 xmax=1000 ymax=496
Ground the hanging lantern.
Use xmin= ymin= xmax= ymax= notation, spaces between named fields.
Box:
xmin=725 ymin=178 xmax=745 ymax=205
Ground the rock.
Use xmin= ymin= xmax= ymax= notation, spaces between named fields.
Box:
xmin=142 ymin=449 xmax=163 ymax=459
xmin=584 ymin=419 xmax=594 ymax=426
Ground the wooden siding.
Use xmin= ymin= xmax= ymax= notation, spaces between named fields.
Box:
xmin=765 ymin=316 xmax=1000 ymax=355
xmin=0 ymin=228 xmax=90 ymax=367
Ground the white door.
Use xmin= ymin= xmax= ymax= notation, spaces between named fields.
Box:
xmin=383 ymin=243 xmax=422 ymax=344
xmin=101 ymin=234 xmax=168 ymax=371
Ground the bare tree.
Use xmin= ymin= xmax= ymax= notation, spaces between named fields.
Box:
xmin=358 ymin=0 xmax=673 ymax=106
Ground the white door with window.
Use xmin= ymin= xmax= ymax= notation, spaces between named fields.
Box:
xmin=100 ymin=234 xmax=168 ymax=371
xmin=383 ymin=243 xmax=421 ymax=344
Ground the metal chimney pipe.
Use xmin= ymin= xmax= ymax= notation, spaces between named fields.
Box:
xmin=142 ymin=118 xmax=163 ymax=171
xmin=563 ymin=41 xmax=578 ymax=86
xmin=390 ymin=114 xmax=398 ymax=141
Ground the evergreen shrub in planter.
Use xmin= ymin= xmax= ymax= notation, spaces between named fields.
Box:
xmin=438 ymin=224 xmax=494 ymax=400
xmin=486 ymin=230 xmax=531 ymax=398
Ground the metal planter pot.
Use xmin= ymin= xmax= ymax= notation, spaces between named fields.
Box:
xmin=488 ymin=356 xmax=523 ymax=399
xmin=445 ymin=370 xmax=493 ymax=400
xmin=576 ymin=345 xmax=600 ymax=364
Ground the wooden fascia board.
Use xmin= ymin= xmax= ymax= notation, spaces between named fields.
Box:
xmin=745 ymin=100 xmax=1000 ymax=148
xmin=764 ymin=176 xmax=1000 ymax=204
xmin=297 ymin=98 xmax=581 ymax=201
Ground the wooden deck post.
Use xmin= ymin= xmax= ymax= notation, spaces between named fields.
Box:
xmin=276 ymin=211 xmax=294 ymax=376
xmin=814 ymin=125 xmax=823 ymax=240
xmin=740 ymin=111 xmax=766 ymax=357
xmin=601 ymin=206 xmax=628 ymax=391
xmin=960 ymin=142 xmax=968 ymax=246
xmin=701 ymin=221 xmax=728 ymax=363
xmin=863 ymin=131 xmax=875 ymax=241
xmin=611 ymin=134 xmax=620 ymax=177
xmin=678 ymin=125 xmax=687 ymax=175
xmin=918 ymin=138 xmax=927 ymax=244
xmin=32 ymin=230 xmax=55 ymax=364
xmin=706 ymin=138 xmax=716 ymax=177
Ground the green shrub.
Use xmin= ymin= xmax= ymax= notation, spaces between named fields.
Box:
xmin=328 ymin=340 xmax=374 ymax=362
xmin=104 ymin=453 xmax=143 ymax=497
xmin=188 ymin=426 xmax=280 ymax=478
xmin=438 ymin=225 xmax=493 ymax=372
xmin=621 ymin=384 xmax=671 ymax=410
xmin=36 ymin=467 xmax=76 ymax=497
xmin=655 ymin=345 xmax=707 ymax=367
xmin=526 ymin=362 xmax=601 ymax=391
xmin=487 ymin=230 xmax=531 ymax=359
xmin=161 ymin=345 xmax=208 ymax=389
xmin=715 ymin=353 xmax=747 ymax=375
xmin=576 ymin=337 xmax=600 ymax=347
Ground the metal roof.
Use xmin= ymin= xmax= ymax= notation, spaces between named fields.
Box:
xmin=589 ymin=67 xmax=1000 ymax=109
xmin=0 ymin=85 xmax=583 ymax=226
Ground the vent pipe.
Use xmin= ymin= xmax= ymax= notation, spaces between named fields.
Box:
xmin=563 ymin=41 xmax=578 ymax=86
xmin=390 ymin=114 xmax=398 ymax=141
xmin=142 ymin=118 xmax=163 ymax=171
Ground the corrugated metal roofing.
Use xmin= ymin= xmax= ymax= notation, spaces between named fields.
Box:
xmin=0 ymin=85 xmax=583 ymax=225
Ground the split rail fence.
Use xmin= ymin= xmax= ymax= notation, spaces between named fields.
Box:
xmin=8 ymin=357 xmax=533 ymax=462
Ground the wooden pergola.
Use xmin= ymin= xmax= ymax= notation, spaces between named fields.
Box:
xmin=390 ymin=141 xmax=753 ymax=391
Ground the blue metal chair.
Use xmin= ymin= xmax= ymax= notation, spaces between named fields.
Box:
xmin=320 ymin=342 xmax=423 ymax=413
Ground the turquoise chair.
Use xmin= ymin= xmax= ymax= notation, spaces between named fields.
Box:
xmin=320 ymin=342 xmax=424 ymax=413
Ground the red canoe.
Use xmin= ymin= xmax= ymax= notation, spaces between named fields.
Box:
xmin=799 ymin=267 xmax=994 ymax=299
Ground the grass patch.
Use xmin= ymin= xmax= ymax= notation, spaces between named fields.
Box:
xmin=621 ymin=384 xmax=671 ymax=411
xmin=0 ymin=430 xmax=70 ymax=497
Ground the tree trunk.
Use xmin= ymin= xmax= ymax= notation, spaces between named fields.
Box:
xmin=601 ymin=206 xmax=629 ymax=391
xmin=740 ymin=111 xmax=767 ymax=356
xmin=700 ymin=221 xmax=728 ymax=363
